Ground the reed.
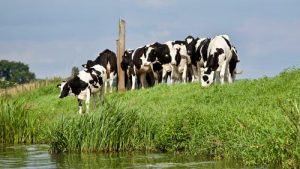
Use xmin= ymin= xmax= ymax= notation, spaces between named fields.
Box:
xmin=49 ymin=100 xmax=157 ymax=153
xmin=0 ymin=98 xmax=41 ymax=143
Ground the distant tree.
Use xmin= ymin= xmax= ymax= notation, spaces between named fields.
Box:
xmin=0 ymin=60 xmax=36 ymax=85
xmin=71 ymin=66 xmax=79 ymax=78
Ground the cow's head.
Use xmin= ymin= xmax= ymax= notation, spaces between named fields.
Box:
xmin=82 ymin=60 xmax=95 ymax=69
xmin=148 ymin=43 xmax=172 ymax=65
xmin=57 ymin=81 xmax=71 ymax=98
xmin=146 ymin=45 xmax=158 ymax=63
xmin=143 ymin=46 xmax=154 ymax=66
xmin=231 ymin=46 xmax=239 ymax=62
xmin=171 ymin=48 xmax=181 ymax=66
xmin=185 ymin=35 xmax=196 ymax=56
xmin=201 ymin=67 xmax=215 ymax=87
xmin=121 ymin=50 xmax=133 ymax=71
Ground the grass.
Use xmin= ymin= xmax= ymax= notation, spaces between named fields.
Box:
xmin=1 ymin=68 xmax=300 ymax=168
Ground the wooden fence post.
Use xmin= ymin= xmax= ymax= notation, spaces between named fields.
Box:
xmin=117 ymin=19 xmax=126 ymax=92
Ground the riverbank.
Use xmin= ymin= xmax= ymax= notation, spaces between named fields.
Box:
xmin=1 ymin=68 xmax=300 ymax=168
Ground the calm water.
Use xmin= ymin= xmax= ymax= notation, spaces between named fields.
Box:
xmin=0 ymin=144 xmax=263 ymax=169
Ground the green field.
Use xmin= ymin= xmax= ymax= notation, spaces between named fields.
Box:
xmin=1 ymin=68 xmax=300 ymax=168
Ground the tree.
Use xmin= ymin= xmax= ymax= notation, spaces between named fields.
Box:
xmin=71 ymin=66 xmax=79 ymax=78
xmin=0 ymin=60 xmax=36 ymax=85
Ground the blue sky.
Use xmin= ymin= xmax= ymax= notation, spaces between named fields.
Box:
xmin=0 ymin=0 xmax=299 ymax=79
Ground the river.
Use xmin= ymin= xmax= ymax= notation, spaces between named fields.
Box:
xmin=0 ymin=144 xmax=264 ymax=169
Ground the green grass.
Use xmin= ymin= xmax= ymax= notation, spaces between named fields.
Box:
xmin=1 ymin=68 xmax=300 ymax=167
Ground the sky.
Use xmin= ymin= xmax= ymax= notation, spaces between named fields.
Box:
xmin=0 ymin=0 xmax=299 ymax=79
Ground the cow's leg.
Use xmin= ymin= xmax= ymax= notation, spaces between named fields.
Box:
xmin=170 ymin=70 xmax=174 ymax=84
xmin=85 ymin=90 xmax=91 ymax=114
xmin=99 ymin=86 xmax=105 ymax=105
xmin=162 ymin=68 xmax=167 ymax=83
xmin=198 ymin=66 xmax=202 ymax=83
xmin=131 ymin=75 xmax=136 ymax=90
xmin=78 ymin=99 xmax=83 ymax=115
xmin=109 ymin=72 xmax=114 ymax=93
xmin=153 ymin=72 xmax=158 ymax=85
xmin=191 ymin=65 xmax=198 ymax=82
xmin=226 ymin=66 xmax=233 ymax=83
xmin=140 ymin=73 xmax=146 ymax=89
xmin=104 ymin=79 xmax=107 ymax=94
xmin=182 ymin=64 xmax=188 ymax=83
xmin=214 ymin=71 xmax=221 ymax=84
xmin=220 ymin=62 xmax=228 ymax=84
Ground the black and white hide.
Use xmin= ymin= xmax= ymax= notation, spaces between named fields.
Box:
xmin=82 ymin=49 xmax=117 ymax=93
xmin=201 ymin=35 xmax=237 ymax=87
xmin=165 ymin=41 xmax=191 ymax=83
xmin=130 ymin=45 xmax=156 ymax=89
xmin=57 ymin=65 xmax=107 ymax=114
xmin=121 ymin=49 xmax=135 ymax=90
xmin=185 ymin=36 xmax=211 ymax=82
xmin=146 ymin=42 xmax=172 ymax=84
xmin=229 ymin=46 xmax=240 ymax=82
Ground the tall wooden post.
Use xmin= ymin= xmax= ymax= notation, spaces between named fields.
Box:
xmin=117 ymin=19 xmax=126 ymax=92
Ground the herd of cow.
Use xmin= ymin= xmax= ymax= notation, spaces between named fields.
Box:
xmin=57 ymin=34 xmax=240 ymax=114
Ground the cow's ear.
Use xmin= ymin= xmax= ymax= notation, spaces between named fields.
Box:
xmin=57 ymin=84 xmax=61 ymax=88
xmin=82 ymin=64 xmax=87 ymax=68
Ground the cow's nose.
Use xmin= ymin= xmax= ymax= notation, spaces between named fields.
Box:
xmin=144 ymin=62 xmax=151 ymax=66
xmin=171 ymin=61 xmax=176 ymax=65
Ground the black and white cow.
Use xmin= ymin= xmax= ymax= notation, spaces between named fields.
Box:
xmin=121 ymin=48 xmax=156 ymax=90
xmin=57 ymin=64 xmax=107 ymax=114
xmin=121 ymin=49 xmax=135 ymax=89
xmin=82 ymin=49 xmax=117 ymax=93
xmin=129 ymin=45 xmax=157 ymax=89
xmin=201 ymin=35 xmax=238 ymax=87
xmin=146 ymin=42 xmax=172 ymax=83
xmin=146 ymin=41 xmax=191 ymax=83
xmin=185 ymin=36 xmax=211 ymax=82
xmin=165 ymin=40 xmax=191 ymax=83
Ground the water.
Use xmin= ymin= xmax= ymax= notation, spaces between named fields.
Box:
xmin=0 ymin=144 xmax=262 ymax=169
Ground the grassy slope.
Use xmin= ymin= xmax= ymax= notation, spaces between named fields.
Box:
xmin=2 ymin=69 xmax=300 ymax=167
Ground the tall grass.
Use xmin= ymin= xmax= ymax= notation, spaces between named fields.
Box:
xmin=0 ymin=98 xmax=41 ymax=143
xmin=49 ymin=100 xmax=156 ymax=153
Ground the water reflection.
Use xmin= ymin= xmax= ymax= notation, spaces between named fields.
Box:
xmin=0 ymin=144 xmax=260 ymax=169
xmin=0 ymin=144 xmax=56 ymax=169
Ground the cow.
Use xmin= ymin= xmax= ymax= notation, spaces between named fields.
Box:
xmin=200 ymin=35 xmax=237 ymax=87
xmin=146 ymin=41 xmax=191 ymax=84
xmin=129 ymin=45 xmax=157 ymax=89
xmin=121 ymin=48 xmax=156 ymax=90
xmin=146 ymin=42 xmax=172 ymax=83
xmin=82 ymin=49 xmax=117 ymax=93
xmin=57 ymin=64 xmax=107 ymax=114
xmin=185 ymin=36 xmax=211 ymax=82
xmin=164 ymin=41 xmax=191 ymax=83
xmin=121 ymin=49 xmax=135 ymax=89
